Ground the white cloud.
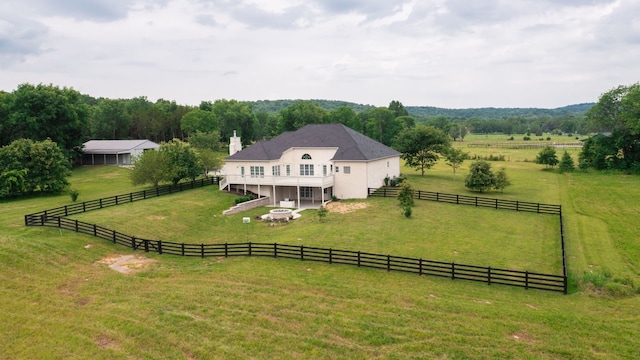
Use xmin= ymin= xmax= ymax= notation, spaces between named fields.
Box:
xmin=0 ymin=0 xmax=638 ymax=108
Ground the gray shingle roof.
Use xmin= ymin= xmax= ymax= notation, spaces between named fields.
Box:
xmin=227 ymin=124 xmax=401 ymax=161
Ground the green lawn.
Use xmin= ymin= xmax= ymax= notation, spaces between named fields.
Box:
xmin=1 ymin=161 xmax=640 ymax=359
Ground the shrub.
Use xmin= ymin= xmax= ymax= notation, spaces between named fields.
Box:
xmin=331 ymin=195 xmax=338 ymax=201
xmin=523 ymin=136 xmax=531 ymax=141
xmin=397 ymin=181 xmax=414 ymax=218
xmin=317 ymin=206 xmax=328 ymax=222
xmin=535 ymin=146 xmax=559 ymax=168
xmin=465 ymin=161 xmax=495 ymax=192
xmin=234 ymin=195 xmax=254 ymax=205
xmin=69 ymin=189 xmax=80 ymax=202
xmin=546 ymin=137 xmax=551 ymax=141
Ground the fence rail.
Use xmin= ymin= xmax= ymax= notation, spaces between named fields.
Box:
xmin=24 ymin=177 xmax=219 ymax=225
xmin=368 ymin=187 xmax=562 ymax=215
xmin=466 ymin=142 xmax=582 ymax=149
xmin=28 ymin=215 xmax=566 ymax=293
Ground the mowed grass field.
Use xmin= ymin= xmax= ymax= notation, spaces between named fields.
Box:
xmin=1 ymin=140 xmax=640 ymax=359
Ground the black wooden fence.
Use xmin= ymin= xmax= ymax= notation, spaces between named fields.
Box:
xmin=24 ymin=179 xmax=568 ymax=294
xmin=368 ymin=187 xmax=562 ymax=215
xmin=368 ymin=186 xmax=568 ymax=293
xmin=28 ymin=215 xmax=567 ymax=293
xmin=24 ymin=177 xmax=219 ymax=225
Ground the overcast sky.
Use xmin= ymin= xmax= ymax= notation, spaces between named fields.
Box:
xmin=1 ymin=0 xmax=639 ymax=108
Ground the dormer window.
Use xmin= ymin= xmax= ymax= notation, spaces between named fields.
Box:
xmin=302 ymin=154 xmax=312 ymax=160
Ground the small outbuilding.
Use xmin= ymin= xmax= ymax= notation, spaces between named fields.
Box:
xmin=80 ymin=140 xmax=160 ymax=165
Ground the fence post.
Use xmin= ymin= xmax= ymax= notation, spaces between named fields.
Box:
xmin=93 ymin=224 xmax=97 ymax=237
xmin=115 ymin=196 xmax=118 ymax=205
xmin=537 ymin=203 xmax=540 ymax=213
xmin=76 ymin=220 xmax=79 ymax=232
xmin=274 ymin=243 xmax=278 ymax=258
xmin=158 ymin=240 xmax=162 ymax=255
xmin=436 ymin=192 xmax=439 ymax=202
xmin=495 ymin=199 xmax=498 ymax=209
xmin=525 ymin=271 xmax=529 ymax=290
xmin=451 ymin=262 xmax=455 ymax=280
xmin=516 ymin=201 xmax=519 ymax=212
xmin=144 ymin=240 xmax=149 ymax=253
xmin=357 ymin=251 xmax=361 ymax=267
xmin=300 ymin=245 xmax=304 ymax=261
xmin=129 ymin=193 xmax=133 ymax=203
xmin=419 ymin=259 xmax=423 ymax=276
xmin=83 ymin=202 xmax=86 ymax=212
xmin=329 ymin=248 xmax=333 ymax=264
xmin=249 ymin=242 xmax=252 ymax=256
xmin=475 ymin=197 xmax=478 ymax=207
xmin=99 ymin=199 xmax=103 ymax=209
xmin=113 ymin=229 xmax=116 ymax=243
xmin=64 ymin=205 xmax=68 ymax=217
xmin=131 ymin=236 xmax=136 ymax=250
xmin=156 ymin=187 xmax=159 ymax=196
xmin=181 ymin=243 xmax=185 ymax=256
xmin=143 ymin=190 xmax=147 ymax=199
xmin=488 ymin=267 xmax=491 ymax=285
xmin=383 ymin=187 xmax=387 ymax=197
xmin=387 ymin=255 xmax=391 ymax=271
xmin=224 ymin=242 xmax=228 ymax=257
xmin=201 ymin=243 xmax=204 ymax=258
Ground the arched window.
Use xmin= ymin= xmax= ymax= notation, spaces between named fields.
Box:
xmin=302 ymin=154 xmax=312 ymax=160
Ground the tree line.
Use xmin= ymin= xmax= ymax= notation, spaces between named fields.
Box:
xmin=1 ymin=83 xmax=594 ymax=158
xmin=1 ymin=82 xmax=637 ymax=199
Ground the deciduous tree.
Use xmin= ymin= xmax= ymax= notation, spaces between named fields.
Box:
xmin=0 ymin=138 xmax=70 ymax=196
xmin=180 ymin=108 xmax=218 ymax=135
xmin=493 ymin=167 xmax=511 ymax=192
xmin=581 ymin=83 xmax=640 ymax=171
xmin=465 ymin=161 xmax=495 ymax=193
xmin=280 ymin=100 xmax=327 ymax=132
xmin=393 ymin=125 xmax=451 ymax=176
xmin=159 ymin=139 xmax=204 ymax=184
xmin=90 ymin=98 xmax=131 ymax=139
xmin=444 ymin=147 xmax=469 ymax=180
xmin=9 ymin=83 xmax=90 ymax=156
xmin=130 ymin=150 xmax=172 ymax=187
xmin=536 ymin=146 xmax=559 ymax=168
xmin=187 ymin=130 xmax=221 ymax=152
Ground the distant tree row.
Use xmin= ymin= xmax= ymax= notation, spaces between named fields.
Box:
xmin=1 ymin=83 xmax=592 ymax=159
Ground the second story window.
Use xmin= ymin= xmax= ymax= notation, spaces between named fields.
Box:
xmin=300 ymin=164 xmax=314 ymax=176
xmin=302 ymin=154 xmax=312 ymax=160
xmin=272 ymin=165 xmax=280 ymax=176
xmin=285 ymin=164 xmax=291 ymax=176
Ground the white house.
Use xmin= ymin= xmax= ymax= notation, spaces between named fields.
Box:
xmin=80 ymin=140 xmax=160 ymax=165
xmin=220 ymin=124 xmax=401 ymax=208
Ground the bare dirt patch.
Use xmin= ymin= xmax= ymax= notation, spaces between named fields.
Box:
xmin=325 ymin=202 xmax=369 ymax=214
xmin=96 ymin=334 xmax=119 ymax=349
xmin=147 ymin=215 xmax=165 ymax=220
xmin=97 ymin=254 xmax=157 ymax=275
